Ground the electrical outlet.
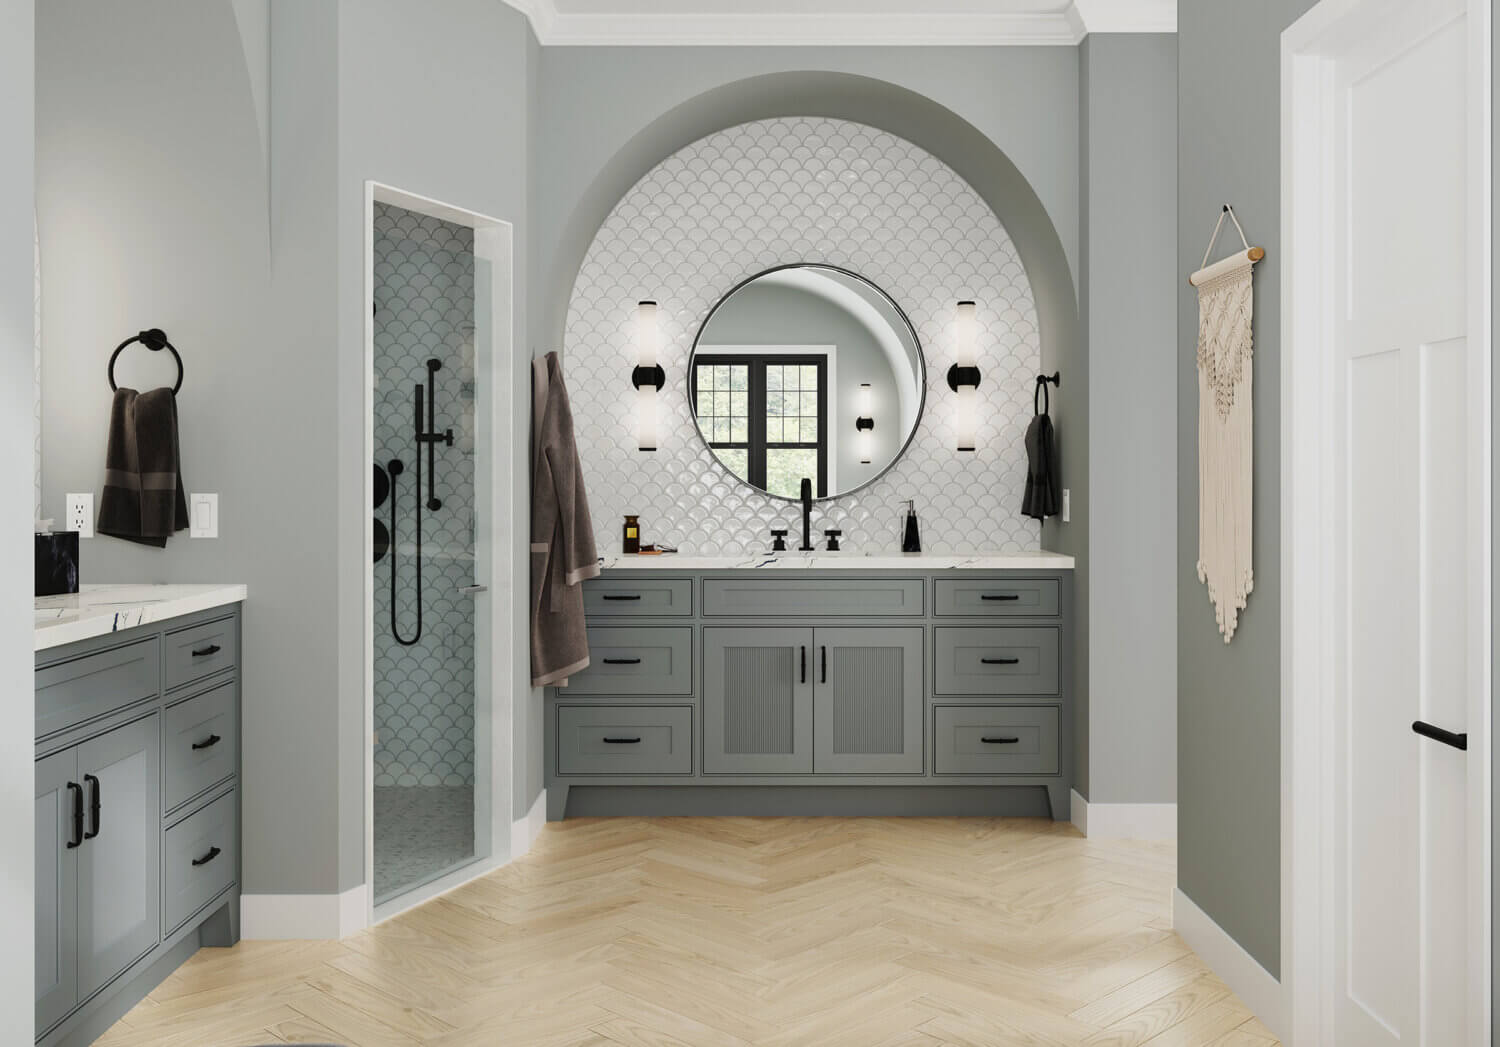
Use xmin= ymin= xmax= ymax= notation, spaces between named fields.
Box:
xmin=1062 ymin=489 xmax=1071 ymax=523
xmin=65 ymin=493 xmax=94 ymax=538
xmin=189 ymin=493 xmax=218 ymax=538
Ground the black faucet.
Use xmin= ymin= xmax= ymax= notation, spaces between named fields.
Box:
xmin=799 ymin=477 xmax=815 ymax=551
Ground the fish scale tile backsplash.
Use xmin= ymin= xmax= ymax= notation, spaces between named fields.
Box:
xmin=563 ymin=117 xmax=1043 ymax=556
xmin=372 ymin=202 xmax=476 ymax=789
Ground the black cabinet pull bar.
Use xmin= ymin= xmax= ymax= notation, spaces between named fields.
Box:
xmin=192 ymin=733 xmax=222 ymax=751
xmin=981 ymin=657 xmax=1020 ymax=665
xmin=800 ymin=646 xmax=807 ymax=683
xmin=602 ymin=737 xmax=642 ymax=744
xmin=601 ymin=594 xmax=642 ymax=601
xmin=192 ymin=846 xmax=222 ymax=867
xmin=821 ymin=646 xmax=827 ymax=684
xmin=603 ymin=657 xmax=641 ymax=665
xmin=981 ymin=594 xmax=1021 ymax=602
xmin=84 ymin=774 xmax=101 ymax=840
xmin=981 ymin=736 xmax=1021 ymax=744
xmin=191 ymin=644 xmax=222 ymax=658
xmin=66 ymin=782 xmax=83 ymax=849
xmin=1412 ymin=720 xmax=1468 ymax=751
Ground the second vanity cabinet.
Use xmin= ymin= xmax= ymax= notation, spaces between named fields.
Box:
xmin=546 ymin=564 xmax=1074 ymax=821
xmin=702 ymin=626 xmax=923 ymax=775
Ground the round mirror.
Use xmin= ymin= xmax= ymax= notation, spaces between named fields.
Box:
xmin=689 ymin=264 xmax=926 ymax=501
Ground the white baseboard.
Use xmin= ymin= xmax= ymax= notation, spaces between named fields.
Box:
xmin=1071 ymin=789 xmax=1177 ymax=840
xmin=1173 ymin=888 xmax=1284 ymax=1039
xmin=241 ymin=882 xmax=367 ymax=940
xmin=510 ymin=788 xmax=547 ymax=859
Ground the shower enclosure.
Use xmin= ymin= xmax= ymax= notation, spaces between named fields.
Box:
xmin=371 ymin=199 xmax=481 ymax=904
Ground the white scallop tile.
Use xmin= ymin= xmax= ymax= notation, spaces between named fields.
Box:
xmin=564 ymin=117 xmax=1043 ymax=557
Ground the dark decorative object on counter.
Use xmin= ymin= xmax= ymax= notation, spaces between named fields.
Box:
xmin=901 ymin=499 xmax=921 ymax=553
xmin=623 ymin=515 xmax=641 ymax=554
xmin=36 ymin=531 xmax=79 ymax=597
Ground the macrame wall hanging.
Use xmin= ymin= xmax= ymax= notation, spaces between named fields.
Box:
xmin=1191 ymin=205 xmax=1264 ymax=643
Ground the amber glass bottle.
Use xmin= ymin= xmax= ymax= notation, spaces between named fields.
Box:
xmin=623 ymin=515 xmax=641 ymax=554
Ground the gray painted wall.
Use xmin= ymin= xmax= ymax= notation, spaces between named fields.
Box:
xmin=1177 ymin=0 xmax=1317 ymax=977
xmin=1081 ymin=35 xmax=1177 ymax=804
xmin=1 ymin=0 xmax=34 ymax=1036
xmin=698 ymin=281 xmax=905 ymax=494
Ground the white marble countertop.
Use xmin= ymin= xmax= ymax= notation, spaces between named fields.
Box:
xmin=598 ymin=550 xmax=1075 ymax=571
xmin=36 ymin=583 xmax=248 ymax=652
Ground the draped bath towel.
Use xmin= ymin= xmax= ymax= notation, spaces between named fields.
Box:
xmin=530 ymin=352 xmax=600 ymax=687
xmin=97 ymin=387 xmax=189 ymax=547
xmin=1021 ymin=379 xmax=1061 ymax=520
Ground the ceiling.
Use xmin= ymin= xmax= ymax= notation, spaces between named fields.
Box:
xmin=504 ymin=0 xmax=1175 ymax=45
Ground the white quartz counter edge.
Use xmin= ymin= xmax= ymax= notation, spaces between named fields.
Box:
xmin=598 ymin=551 xmax=1075 ymax=571
xmin=36 ymin=583 xmax=248 ymax=652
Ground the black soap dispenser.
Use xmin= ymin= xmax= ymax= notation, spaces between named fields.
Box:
xmin=901 ymin=499 xmax=921 ymax=553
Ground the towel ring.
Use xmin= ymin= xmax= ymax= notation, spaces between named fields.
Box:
xmin=108 ymin=328 xmax=183 ymax=394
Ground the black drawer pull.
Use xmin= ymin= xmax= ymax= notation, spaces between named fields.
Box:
xmin=601 ymin=594 xmax=642 ymax=601
xmin=602 ymin=736 xmax=641 ymax=744
xmin=192 ymin=846 xmax=222 ymax=867
xmin=603 ymin=657 xmax=642 ymax=665
xmin=981 ymin=594 xmax=1021 ymax=602
xmin=83 ymin=774 xmax=101 ymax=840
xmin=192 ymin=733 xmax=222 ymax=751
xmin=66 ymin=782 xmax=84 ymax=849
xmin=191 ymin=643 xmax=222 ymax=658
xmin=981 ymin=657 xmax=1021 ymax=665
xmin=800 ymin=645 xmax=807 ymax=683
xmin=1412 ymin=720 xmax=1468 ymax=751
xmin=821 ymin=645 xmax=827 ymax=684
xmin=981 ymin=736 xmax=1021 ymax=744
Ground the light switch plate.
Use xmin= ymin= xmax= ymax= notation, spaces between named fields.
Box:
xmin=65 ymin=493 xmax=94 ymax=538
xmin=189 ymin=493 xmax=218 ymax=538
xmin=1062 ymin=489 xmax=1071 ymax=523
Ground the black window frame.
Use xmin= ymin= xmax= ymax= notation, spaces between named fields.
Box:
xmin=690 ymin=354 xmax=828 ymax=497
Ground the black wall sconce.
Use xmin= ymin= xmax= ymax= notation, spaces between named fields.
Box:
xmin=949 ymin=300 xmax=980 ymax=451
xmin=855 ymin=383 xmax=874 ymax=464
xmin=632 ymin=300 xmax=664 ymax=451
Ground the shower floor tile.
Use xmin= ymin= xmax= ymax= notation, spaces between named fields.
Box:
xmin=374 ymin=785 xmax=475 ymax=903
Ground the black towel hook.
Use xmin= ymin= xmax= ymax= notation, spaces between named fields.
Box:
xmin=1034 ymin=372 xmax=1059 ymax=416
xmin=108 ymin=328 xmax=183 ymax=394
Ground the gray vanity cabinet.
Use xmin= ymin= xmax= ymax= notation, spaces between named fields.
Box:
xmin=35 ymin=750 xmax=79 ymax=1034
xmin=703 ymin=627 xmax=814 ymax=774
xmin=75 ymin=715 xmax=161 ymax=999
xmin=812 ymin=627 xmax=924 ymax=774
xmin=35 ymin=604 xmax=242 ymax=1047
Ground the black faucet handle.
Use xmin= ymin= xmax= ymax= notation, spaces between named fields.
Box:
xmin=824 ymin=529 xmax=842 ymax=552
xmin=770 ymin=529 xmax=788 ymax=552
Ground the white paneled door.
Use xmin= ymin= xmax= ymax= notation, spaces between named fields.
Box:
xmin=1287 ymin=0 xmax=1490 ymax=1043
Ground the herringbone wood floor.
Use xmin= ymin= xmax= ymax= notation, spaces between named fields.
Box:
xmin=98 ymin=817 xmax=1278 ymax=1046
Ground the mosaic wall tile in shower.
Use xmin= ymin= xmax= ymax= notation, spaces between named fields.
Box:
xmin=373 ymin=202 xmax=477 ymax=788
xmin=563 ymin=117 xmax=1043 ymax=556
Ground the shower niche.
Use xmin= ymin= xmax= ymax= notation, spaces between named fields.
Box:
xmin=370 ymin=199 xmax=480 ymax=905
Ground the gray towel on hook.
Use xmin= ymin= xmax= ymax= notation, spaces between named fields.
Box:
xmin=97 ymin=387 xmax=190 ymax=547
xmin=1022 ymin=380 xmax=1061 ymax=520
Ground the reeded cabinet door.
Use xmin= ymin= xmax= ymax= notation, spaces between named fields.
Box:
xmin=703 ymin=627 xmax=813 ymax=773
xmin=35 ymin=748 xmax=78 ymax=1034
xmin=812 ymin=628 xmax=924 ymax=773
xmin=75 ymin=715 xmax=160 ymax=998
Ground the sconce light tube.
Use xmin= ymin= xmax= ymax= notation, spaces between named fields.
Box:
xmin=632 ymin=300 xmax=664 ymax=452
xmin=855 ymin=383 xmax=874 ymax=464
xmin=949 ymin=300 xmax=980 ymax=452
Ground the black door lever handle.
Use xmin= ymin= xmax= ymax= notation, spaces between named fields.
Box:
xmin=1412 ymin=720 xmax=1468 ymax=751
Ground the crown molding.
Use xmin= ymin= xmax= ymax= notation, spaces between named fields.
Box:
xmin=503 ymin=1 xmax=1175 ymax=46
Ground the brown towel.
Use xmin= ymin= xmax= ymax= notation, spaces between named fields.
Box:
xmin=97 ymin=387 xmax=189 ymax=547
xmin=530 ymin=352 xmax=599 ymax=687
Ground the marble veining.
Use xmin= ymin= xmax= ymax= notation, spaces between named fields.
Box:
xmin=597 ymin=551 xmax=1073 ymax=571
xmin=35 ymin=583 xmax=247 ymax=651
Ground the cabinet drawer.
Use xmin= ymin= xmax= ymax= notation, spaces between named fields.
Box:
xmin=584 ymin=578 xmax=692 ymax=617
xmin=557 ymin=705 xmax=692 ymax=775
xmin=702 ymin=578 xmax=923 ymax=617
xmin=163 ymin=616 xmax=237 ymax=692
xmin=934 ymin=706 xmax=1059 ymax=775
xmin=935 ymin=578 xmax=1059 ymax=617
xmin=567 ymin=627 xmax=692 ymax=695
xmin=163 ymin=682 xmax=237 ymax=812
xmin=36 ymin=637 xmax=160 ymax=738
xmin=934 ymin=627 xmax=1060 ymax=696
xmin=162 ymin=790 xmax=237 ymax=934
